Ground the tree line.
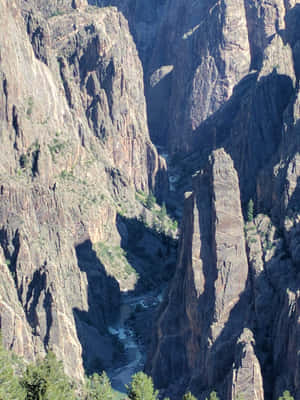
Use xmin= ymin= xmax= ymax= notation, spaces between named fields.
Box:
xmin=0 ymin=337 xmax=294 ymax=400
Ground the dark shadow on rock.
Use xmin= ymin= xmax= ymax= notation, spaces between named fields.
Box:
xmin=170 ymin=69 xmax=295 ymax=219
xmin=0 ymin=228 xmax=21 ymax=290
xmin=71 ymin=216 xmax=177 ymax=385
xmin=43 ymin=288 xmax=53 ymax=349
xmin=114 ymin=213 xmax=178 ymax=388
xmin=146 ymin=168 xmax=300 ymax=400
xmin=249 ymin=236 xmax=300 ymax=399
xmin=116 ymin=213 xmax=177 ymax=295
xmin=25 ymin=266 xmax=51 ymax=339
xmin=73 ymin=239 xmax=121 ymax=375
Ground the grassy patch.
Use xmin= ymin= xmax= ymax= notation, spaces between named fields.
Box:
xmin=94 ymin=242 xmax=139 ymax=285
xmin=49 ymin=9 xmax=65 ymax=18
xmin=26 ymin=96 xmax=34 ymax=118
xmin=48 ymin=138 xmax=68 ymax=161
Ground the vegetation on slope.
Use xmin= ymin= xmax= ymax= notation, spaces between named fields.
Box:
xmin=0 ymin=335 xmax=294 ymax=400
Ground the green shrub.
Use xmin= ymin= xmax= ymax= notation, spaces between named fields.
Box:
xmin=247 ymin=199 xmax=254 ymax=222
xmin=183 ymin=392 xmax=197 ymax=400
xmin=48 ymin=138 xmax=67 ymax=161
xmin=146 ymin=192 xmax=156 ymax=210
xmin=206 ymin=391 xmax=219 ymax=400
xmin=20 ymin=154 xmax=29 ymax=169
xmin=26 ymin=97 xmax=34 ymax=118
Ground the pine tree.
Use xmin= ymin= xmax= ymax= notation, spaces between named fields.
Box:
xmin=0 ymin=333 xmax=25 ymax=400
xmin=42 ymin=352 xmax=75 ymax=400
xmin=247 ymin=199 xmax=254 ymax=222
xmin=206 ymin=391 xmax=219 ymax=400
xmin=126 ymin=372 xmax=159 ymax=400
xmin=21 ymin=363 xmax=47 ymax=400
xmin=183 ymin=391 xmax=197 ymax=400
xmin=278 ymin=390 xmax=294 ymax=400
xmin=84 ymin=371 xmax=113 ymax=400
xmin=21 ymin=351 xmax=75 ymax=400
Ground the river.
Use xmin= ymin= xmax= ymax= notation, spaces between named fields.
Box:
xmin=107 ymin=291 xmax=164 ymax=392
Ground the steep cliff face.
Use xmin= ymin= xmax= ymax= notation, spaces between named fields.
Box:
xmin=146 ymin=90 xmax=300 ymax=400
xmin=141 ymin=0 xmax=300 ymax=208
xmin=147 ymin=145 xmax=300 ymax=400
xmin=143 ymin=0 xmax=299 ymax=156
xmin=2 ymin=0 xmax=300 ymax=398
xmin=86 ymin=0 xmax=300 ymax=212
xmin=146 ymin=149 xmax=262 ymax=399
xmin=0 ymin=0 xmax=164 ymax=380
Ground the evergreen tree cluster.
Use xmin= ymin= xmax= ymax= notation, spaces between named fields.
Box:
xmin=0 ymin=336 xmax=113 ymax=400
xmin=0 ymin=337 xmax=295 ymax=400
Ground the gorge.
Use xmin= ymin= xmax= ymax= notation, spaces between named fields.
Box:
xmin=1 ymin=0 xmax=300 ymax=399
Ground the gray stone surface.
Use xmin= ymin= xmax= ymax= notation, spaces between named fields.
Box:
xmin=0 ymin=0 xmax=163 ymax=380
xmin=147 ymin=150 xmax=255 ymax=399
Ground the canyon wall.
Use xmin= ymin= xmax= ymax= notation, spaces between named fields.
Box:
xmin=1 ymin=0 xmax=300 ymax=399
xmin=147 ymin=145 xmax=300 ymax=400
xmin=0 ymin=0 xmax=164 ymax=380
xmin=147 ymin=149 xmax=262 ymax=400
xmin=144 ymin=1 xmax=300 ymax=399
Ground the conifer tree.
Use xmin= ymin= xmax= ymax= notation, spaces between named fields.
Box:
xmin=183 ymin=391 xmax=197 ymax=400
xmin=126 ymin=371 xmax=159 ymax=400
xmin=278 ymin=390 xmax=294 ymax=400
xmin=206 ymin=391 xmax=219 ymax=400
xmin=84 ymin=371 xmax=113 ymax=400
xmin=0 ymin=333 xmax=25 ymax=400
xmin=247 ymin=199 xmax=254 ymax=222
xmin=21 ymin=351 xmax=75 ymax=400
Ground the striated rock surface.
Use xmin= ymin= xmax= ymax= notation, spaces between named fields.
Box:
xmin=132 ymin=0 xmax=300 ymax=157
xmin=147 ymin=149 xmax=257 ymax=399
xmin=145 ymin=0 xmax=251 ymax=149
xmin=2 ymin=0 xmax=300 ymax=398
xmin=148 ymin=134 xmax=300 ymax=400
xmin=226 ymin=329 xmax=264 ymax=400
xmin=87 ymin=1 xmax=300 ymax=399
xmin=148 ymin=141 xmax=300 ymax=400
xmin=0 ymin=0 xmax=165 ymax=380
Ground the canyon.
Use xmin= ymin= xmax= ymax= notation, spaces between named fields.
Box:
xmin=1 ymin=0 xmax=300 ymax=399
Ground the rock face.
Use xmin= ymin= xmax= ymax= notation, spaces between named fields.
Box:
xmin=226 ymin=329 xmax=264 ymax=400
xmin=142 ymin=12 xmax=300 ymax=398
xmin=137 ymin=0 xmax=300 ymax=156
xmin=146 ymin=149 xmax=259 ymax=399
xmin=146 ymin=139 xmax=300 ymax=400
xmin=88 ymin=0 xmax=300 ymax=202
xmin=148 ymin=144 xmax=300 ymax=399
xmin=154 ymin=0 xmax=251 ymax=151
xmin=0 ymin=0 xmax=164 ymax=380
xmin=2 ymin=0 xmax=300 ymax=399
